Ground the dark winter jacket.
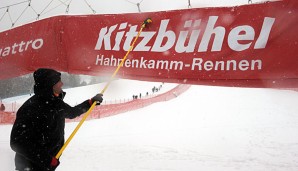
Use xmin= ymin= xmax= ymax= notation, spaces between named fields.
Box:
xmin=10 ymin=89 xmax=91 ymax=171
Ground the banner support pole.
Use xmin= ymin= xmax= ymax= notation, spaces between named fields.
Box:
xmin=55 ymin=18 xmax=152 ymax=159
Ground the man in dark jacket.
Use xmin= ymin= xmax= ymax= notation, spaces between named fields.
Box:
xmin=10 ymin=68 xmax=103 ymax=171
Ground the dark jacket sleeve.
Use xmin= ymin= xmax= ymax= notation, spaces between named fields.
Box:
xmin=10 ymin=107 xmax=53 ymax=169
xmin=59 ymin=100 xmax=91 ymax=119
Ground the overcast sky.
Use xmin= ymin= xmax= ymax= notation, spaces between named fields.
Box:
xmin=0 ymin=0 xmax=268 ymax=32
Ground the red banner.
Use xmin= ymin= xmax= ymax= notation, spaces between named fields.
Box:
xmin=0 ymin=0 xmax=297 ymax=88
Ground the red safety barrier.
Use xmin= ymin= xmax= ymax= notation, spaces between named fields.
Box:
xmin=66 ymin=84 xmax=190 ymax=122
xmin=0 ymin=84 xmax=190 ymax=125
xmin=0 ymin=111 xmax=16 ymax=125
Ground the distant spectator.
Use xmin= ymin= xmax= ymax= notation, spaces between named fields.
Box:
xmin=152 ymin=87 xmax=156 ymax=93
xmin=0 ymin=103 xmax=5 ymax=111
xmin=132 ymin=95 xmax=138 ymax=100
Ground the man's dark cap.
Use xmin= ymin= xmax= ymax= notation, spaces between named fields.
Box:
xmin=33 ymin=68 xmax=61 ymax=88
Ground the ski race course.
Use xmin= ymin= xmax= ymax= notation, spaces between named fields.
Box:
xmin=1 ymin=79 xmax=298 ymax=170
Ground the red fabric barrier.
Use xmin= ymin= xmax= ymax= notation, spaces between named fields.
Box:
xmin=0 ymin=0 xmax=297 ymax=88
xmin=0 ymin=84 xmax=190 ymax=124
xmin=84 ymin=84 xmax=191 ymax=120
xmin=0 ymin=111 xmax=16 ymax=125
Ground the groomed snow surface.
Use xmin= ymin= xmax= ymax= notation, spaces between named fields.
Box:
xmin=1 ymin=79 xmax=298 ymax=171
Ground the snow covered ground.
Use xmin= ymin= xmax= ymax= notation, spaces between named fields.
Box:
xmin=1 ymin=79 xmax=298 ymax=171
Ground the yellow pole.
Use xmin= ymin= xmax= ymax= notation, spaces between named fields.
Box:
xmin=56 ymin=18 xmax=152 ymax=159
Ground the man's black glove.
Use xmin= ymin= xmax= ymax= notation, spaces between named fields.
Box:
xmin=90 ymin=93 xmax=103 ymax=105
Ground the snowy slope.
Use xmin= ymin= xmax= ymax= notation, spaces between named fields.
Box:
xmin=1 ymin=80 xmax=298 ymax=171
